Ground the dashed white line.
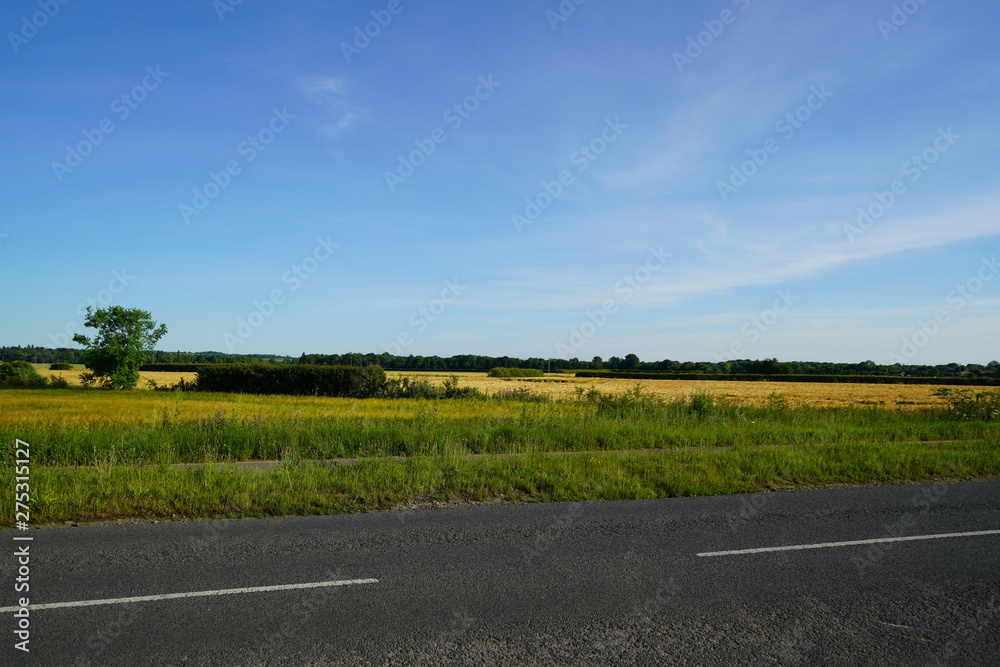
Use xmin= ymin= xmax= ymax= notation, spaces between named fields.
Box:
xmin=697 ymin=529 xmax=1000 ymax=557
xmin=0 ymin=578 xmax=379 ymax=612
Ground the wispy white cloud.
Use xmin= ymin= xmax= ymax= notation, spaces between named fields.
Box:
xmin=299 ymin=76 xmax=363 ymax=139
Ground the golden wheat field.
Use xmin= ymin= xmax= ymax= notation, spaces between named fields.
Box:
xmin=32 ymin=368 xmax=953 ymax=408
xmin=42 ymin=369 xmax=198 ymax=388
xmin=388 ymin=372 xmax=948 ymax=408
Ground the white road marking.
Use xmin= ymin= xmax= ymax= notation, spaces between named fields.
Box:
xmin=0 ymin=578 xmax=379 ymax=612
xmin=697 ymin=529 xmax=1000 ymax=557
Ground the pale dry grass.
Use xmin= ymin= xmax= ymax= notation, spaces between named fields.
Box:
xmin=389 ymin=371 xmax=947 ymax=408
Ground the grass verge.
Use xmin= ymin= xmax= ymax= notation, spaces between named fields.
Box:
xmin=9 ymin=441 xmax=1000 ymax=524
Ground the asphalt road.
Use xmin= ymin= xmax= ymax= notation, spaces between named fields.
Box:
xmin=3 ymin=481 xmax=999 ymax=665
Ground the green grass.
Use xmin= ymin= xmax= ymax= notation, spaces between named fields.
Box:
xmin=4 ymin=399 xmax=994 ymax=466
xmin=11 ymin=442 xmax=1000 ymax=524
xmin=2 ymin=386 xmax=998 ymax=525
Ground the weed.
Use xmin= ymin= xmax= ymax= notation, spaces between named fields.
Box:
xmin=767 ymin=392 xmax=791 ymax=410
xmin=48 ymin=375 xmax=71 ymax=389
xmin=687 ymin=389 xmax=716 ymax=417
xmin=933 ymin=388 xmax=1000 ymax=422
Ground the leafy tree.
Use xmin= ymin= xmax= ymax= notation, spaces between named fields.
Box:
xmin=748 ymin=358 xmax=788 ymax=374
xmin=72 ymin=306 xmax=168 ymax=389
xmin=623 ymin=353 xmax=641 ymax=370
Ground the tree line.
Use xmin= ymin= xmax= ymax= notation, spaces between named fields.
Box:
xmin=4 ymin=344 xmax=997 ymax=378
xmin=0 ymin=345 xmax=293 ymax=366
xmin=298 ymin=353 xmax=999 ymax=378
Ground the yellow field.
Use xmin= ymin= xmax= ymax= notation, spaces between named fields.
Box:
xmin=32 ymin=369 xmax=952 ymax=409
xmin=388 ymin=371 xmax=948 ymax=408
xmin=42 ymin=369 xmax=198 ymax=388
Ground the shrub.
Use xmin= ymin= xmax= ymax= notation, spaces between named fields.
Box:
xmin=49 ymin=362 xmax=73 ymax=370
xmin=195 ymin=364 xmax=386 ymax=398
xmin=153 ymin=378 xmax=195 ymax=392
xmin=140 ymin=363 xmax=203 ymax=372
xmin=488 ymin=367 xmax=544 ymax=378
xmin=933 ymin=388 xmax=1000 ymax=421
xmin=687 ymin=389 xmax=716 ymax=417
xmin=380 ymin=375 xmax=484 ymax=399
xmin=382 ymin=377 xmax=443 ymax=399
xmin=492 ymin=387 xmax=551 ymax=403
xmin=0 ymin=361 xmax=48 ymax=389
xmin=48 ymin=375 xmax=71 ymax=389
xmin=442 ymin=375 xmax=485 ymax=399
xmin=577 ymin=384 xmax=665 ymax=419
xmin=766 ymin=391 xmax=791 ymax=410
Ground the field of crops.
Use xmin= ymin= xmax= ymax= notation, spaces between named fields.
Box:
xmin=34 ymin=368 xmax=951 ymax=408
xmin=389 ymin=371 xmax=950 ymax=408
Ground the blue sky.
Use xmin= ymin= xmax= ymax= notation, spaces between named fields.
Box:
xmin=1 ymin=0 xmax=998 ymax=364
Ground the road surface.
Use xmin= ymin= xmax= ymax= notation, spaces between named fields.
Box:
xmin=3 ymin=480 xmax=998 ymax=665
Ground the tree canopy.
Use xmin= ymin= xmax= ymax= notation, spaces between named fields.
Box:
xmin=72 ymin=306 xmax=168 ymax=389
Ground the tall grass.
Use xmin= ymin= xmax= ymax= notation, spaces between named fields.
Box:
xmin=2 ymin=387 xmax=996 ymax=467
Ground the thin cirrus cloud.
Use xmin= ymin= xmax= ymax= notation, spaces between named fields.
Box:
xmin=300 ymin=76 xmax=363 ymax=139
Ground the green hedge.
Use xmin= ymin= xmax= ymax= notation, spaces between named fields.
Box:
xmin=49 ymin=363 xmax=73 ymax=370
xmin=140 ymin=363 xmax=205 ymax=372
xmin=488 ymin=367 xmax=545 ymax=378
xmin=573 ymin=371 xmax=1000 ymax=386
xmin=195 ymin=364 xmax=386 ymax=397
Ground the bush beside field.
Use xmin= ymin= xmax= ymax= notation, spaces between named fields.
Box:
xmin=0 ymin=361 xmax=48 ymax=388
xmin=141 ymin=363 xmax=204 ymax=372
xmin=575 ymin=371 xmax=1000 ymax=386
xmin=488 ymin=367 xmax=545 ymax=378
xmin=195 ymin=363 xmax=386 ymax=398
